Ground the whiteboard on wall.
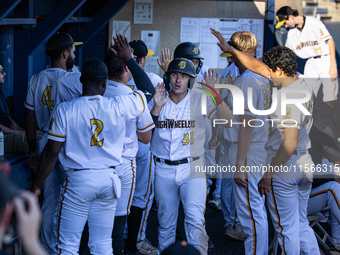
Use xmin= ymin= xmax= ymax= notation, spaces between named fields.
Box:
xmin=180 ymin=17 xmax=264 ymax=69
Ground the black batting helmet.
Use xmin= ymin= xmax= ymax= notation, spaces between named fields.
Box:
xmin=174 ymin=42 xmax=204 ymax=74
xmin=163 ymin=58 xmax=196 ymax=91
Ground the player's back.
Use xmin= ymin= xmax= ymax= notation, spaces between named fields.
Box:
xmin=49 ymin=93 xmax=145 ymax=170
xmin=25 ymin=68 xmax=82 ymax=132
xmin=227 ymin=69 xmax=270 ymax=143
xmin=266 ymin=78 xmax=314 ymax=151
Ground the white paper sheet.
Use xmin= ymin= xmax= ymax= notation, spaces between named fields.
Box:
xmin=141 ymin=30 xmax=160 ymax=55
xmin=200 ymin=18 xmax=220 ymax=44
xmin=134 ymin=0 xmax=153 ymax=24
xmin=199 ymin=43 xmax=219 ymax=69
xmin=111 ymin=21 xmax=131 ymax=43
xmin=144 ymin=56 xmax=160 ymax=76
xmin=180 ymin=17 xmax=200 ymax=43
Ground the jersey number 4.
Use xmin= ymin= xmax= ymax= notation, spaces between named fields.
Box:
xmin=42 ymin=86 xmax=54 ymax=111
xmin=91 ymin=119 xmax=104 ymax=147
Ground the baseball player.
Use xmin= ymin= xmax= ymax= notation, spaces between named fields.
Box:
xmin=214 ymin=30 xmax=270 ymax=255
xmin=213 ymin=27 xmax=320 ymax=254
xmin=276 ymin=6 xmax=340 ymax=142
xmin=31 ymin=60 xmax=148 ymax=254
xmin=24 ymin=32 xmax=83 ymax=254
xmin=150 ymin=58 xmax=234 ymax=255
xmin=125 ymin=39 xmax=162 ymax=255
xmin=215 ymin=50 xmax=245 ymax=241
xmin=103 ymin=35 xmax=155 ymax=255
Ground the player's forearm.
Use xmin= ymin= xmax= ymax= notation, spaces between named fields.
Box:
xmin=126 ymin=59 xmax=155 ymax=102
xmin=0 ymin=124 xmax=22 ymax=134
xmin=25 ymin=109 xmax=37 ymax=152
xmin=229 ymin=47 xmax=269 ymax=79
xmin=215 ymin=102 xmax=234 ymax=128
xmin=327 ymin=38 xmax=337 ymax=67
xmin=32 ymin=144 xmax=59 ymax=190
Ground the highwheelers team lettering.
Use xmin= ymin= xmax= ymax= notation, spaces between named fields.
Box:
xmin=156 ymin=119 xmax=195 ymax=128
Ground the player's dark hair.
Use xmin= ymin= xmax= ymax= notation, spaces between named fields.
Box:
xmin=46 ymin=46 xmax=72 ymax=60
xmin=291 ymin=9 xmax=299 ymax=17
xmin=263 ymin=46 xmax=297 ymax=77
xmin=104 ymin=48 xmax=126 ymax=80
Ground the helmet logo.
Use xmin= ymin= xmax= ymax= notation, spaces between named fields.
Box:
xmin=193 ymin=47 xmax=199 ymax=54
xmin=178 ymin=61 xmax=186 ymax=69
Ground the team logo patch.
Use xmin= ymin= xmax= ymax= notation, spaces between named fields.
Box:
xmin=178 ymin=61 xmax=186 ymax=69
xmin=283 ymin=107 xmax=292 ymax=119
xmin=193 ymin=47 xmax=199 ymax=54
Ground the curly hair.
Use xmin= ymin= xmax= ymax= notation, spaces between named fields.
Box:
xmin=263 ymin=46 xmax=297 ymax=77
xmin=231 ymin=31 xmax=258 ymax=57
xmin=103 ymin=47 xmax=126 ymax=80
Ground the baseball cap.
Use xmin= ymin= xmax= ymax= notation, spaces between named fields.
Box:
xmin=47 ymin=32 xmax=83 ymax=51
xmin=129 ymin=40 xmax=155 ymax=58
xmin=276 ymin=6 xmax=293 ymax=28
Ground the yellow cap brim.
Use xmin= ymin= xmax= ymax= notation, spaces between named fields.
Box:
xmin=275 ymin=19 xmax=286 ymax=29
xmin=147 ymin=49 xmax=155 ymax=58
xmin=220 ymin=52 xmax=232 ymax=57
xmin=72 ymin=42 xmax=83 ymax=46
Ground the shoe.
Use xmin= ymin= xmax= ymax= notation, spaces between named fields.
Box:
xmin=330 ymin=245 xmax=340 ymax=255
xmin=224 ymin=225 xmax=232 ymax=236
xmin=208 ymin=238 xmax=214 ymax=251
xmin=226 ymin=224 xmax=247 ymax=242
xmin=136 ymin=239 xmax=158 ymax=255
xmin=208 ymin=197 xmax=221 ymax=211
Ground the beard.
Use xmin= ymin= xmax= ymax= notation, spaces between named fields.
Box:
xmin=66 ymin=55 xmax=74 ymax=70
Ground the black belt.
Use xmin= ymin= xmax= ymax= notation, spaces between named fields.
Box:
xmin=313 ymin=55 xmax=321 ymax=59
xmin=154 ymin=156 xmax=200 ymax=165
xmin=74 ymin=166 xmax=116 ymax=171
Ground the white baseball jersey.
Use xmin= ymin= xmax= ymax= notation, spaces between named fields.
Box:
xmin=25 ymin=68 xmax=82 ymax=132
xmin=47 ymin=92 xmax=147 ymax=170
xmin=150 ymin=89 xmax=215 ymax=160
xmin=218 ymin=63 xmax=240 ymax=86
xmin=104 ymin=80 xmax=154 ymax=159
xmin=285 ymin=16 xmax=332 ymax=59
xmin=227 ymin=69 xmax=271 ymax=143
xmin=196 ymin=64 xmax=209 ymax=79
xmin=127 ymin=71 xmax=163 ymax=111
xmin=265 ymin=78 xmax=314 ymax=151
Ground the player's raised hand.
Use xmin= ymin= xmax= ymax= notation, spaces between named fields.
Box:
xmin=211 ymin=28 xmax=233 ymax=55
xmin=111 ymin=33 xmax=133 ymax=62
xmin=157 ymin=47 xmax=173 ymax=73
xmin=199 ymin=69 xmax=219 ymax=96
xmin=257 ymin=177 xmax=271 ymax=196
xmin=151 ymin=83 xmax=168 ymax=116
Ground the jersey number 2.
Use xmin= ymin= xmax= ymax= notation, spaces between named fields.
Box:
xmin=91 ymin=119 xmax=104 ymax=147
xmin=42 ymin=86 xmax=54 ymax=111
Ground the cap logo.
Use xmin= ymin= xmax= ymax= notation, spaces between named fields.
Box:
xmin=193 ymin=47 xmax=199 ymax=54
xmin=178 ymin=61 xmax=186 ymax=69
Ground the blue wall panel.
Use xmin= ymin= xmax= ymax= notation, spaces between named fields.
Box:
xmin=0 ymin=26 xmax=14 ymax=98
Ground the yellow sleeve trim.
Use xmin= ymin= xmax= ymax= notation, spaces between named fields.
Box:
xmin=322 ymin=35 xmax=331 ymax=39
xmin=137 ymin=122 xmax=154 ymax=131
xmin=207 ymin=108 xmax=216 ymax=119
xmin=133 ymin=92 xmax=145 ymax=113
xmin=25 ymin=102 xmax=34 ymax=107
xmin=48 ymin=132 xmax=66 ymax=138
